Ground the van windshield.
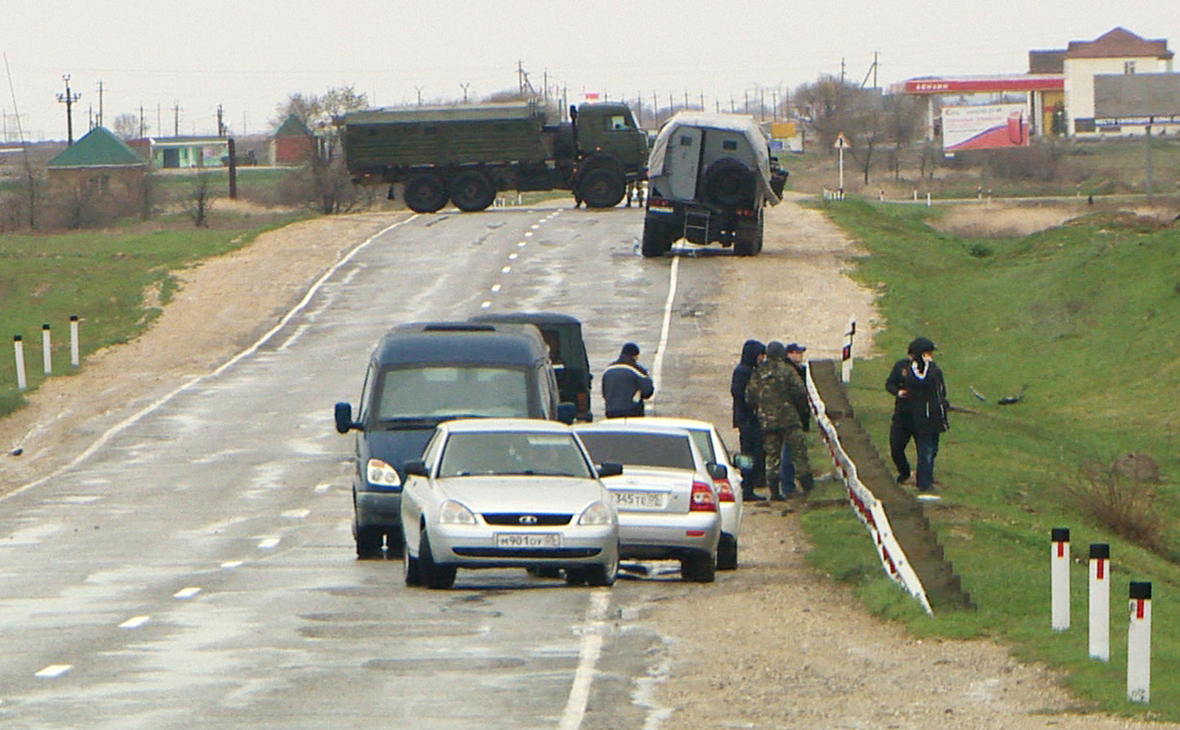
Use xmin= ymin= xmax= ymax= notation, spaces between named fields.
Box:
xmin=375 ymin=365 xmax=531 ymax=420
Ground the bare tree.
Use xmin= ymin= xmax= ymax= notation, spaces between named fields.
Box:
xmin=274 ymin=86 xmax=369 ymax=214
xmin=112 ymin=113 xmax=140 ymax=140
xmin=184 ymin=173 xmax=213 ymax=227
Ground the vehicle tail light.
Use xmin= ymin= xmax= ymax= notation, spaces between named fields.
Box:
xmin=714 ymin=477 xmax=735 ymax=503
xmin=689 ymin=480 xmax=718 ymax=512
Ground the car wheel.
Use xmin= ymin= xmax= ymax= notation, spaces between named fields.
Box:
xmin=586 ymin=550 xmax=619 ymax=587
xmin=733 ymin=216 xmax=763 ymax=257
xmin=384 ymin=527 xmax=405 ymax=558
xmin=681 ymin=551 xmax=716 ymax=583
xmin=404 ymin=173 xmax=449 ymax=213
xmin=564 ymin=568 xmax=588 ymax=586
xmin=449 ymin=170 xmax=496 ymax=212
xmin=420 ymin=530 xmax=456 ymax=590
xmin=578 ymin=168 xmax=626 ymax=208
xmin=355 ymin=525 xmax=383 ymax=560
xmin=641 ymin=218 xmax=675 ymax=258
xmin=403 ymin=543 xmax=422 ymax=586
xmin=717 ymin=533 xmax=739 ymax=571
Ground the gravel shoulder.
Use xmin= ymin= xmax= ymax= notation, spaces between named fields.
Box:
xmin=0 ymin=201 xmax=1167 ymax=729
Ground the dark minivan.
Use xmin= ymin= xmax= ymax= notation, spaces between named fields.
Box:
xmin=334 ymin=321 xmax=566 ymax=558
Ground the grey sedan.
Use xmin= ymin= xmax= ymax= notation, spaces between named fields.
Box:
xmin=400 ymin=419 xmax=621 ymax=589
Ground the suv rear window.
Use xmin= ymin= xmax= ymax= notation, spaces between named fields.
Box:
xmin=376 ymin=365 xmax=529 ymax=419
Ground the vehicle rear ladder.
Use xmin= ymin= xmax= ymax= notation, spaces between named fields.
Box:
xmin=683 ymin=209 xmax=710 ymax=244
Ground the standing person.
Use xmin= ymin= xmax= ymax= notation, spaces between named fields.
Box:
xmin=601 ymin=342 xmax=654 ymax=418
xmin=885 ymin=337 xmax=949 ymax=495
xmin=784 ymin=343 xmax=815 ymax=494
xmin=745 ymin=341 xmax=804 ymax=500
xmin=730 ymin=339 xmax=766 ymax=501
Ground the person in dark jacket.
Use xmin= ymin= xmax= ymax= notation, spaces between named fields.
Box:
xmin=746 ymin=341 xmax=806 ymax=500
xmin=602 ymin=342 xmax=654 ymax=418
xmin=885 ymin=337 xmax=949 ymax=495
xmin=784 ymin=343 xmax=814 ymax=494
xmin=730 ymin=339 xmax=766 ymax=500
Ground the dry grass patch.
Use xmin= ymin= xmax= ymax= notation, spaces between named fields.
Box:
xmin=932 ymin=204 xmax=1084 ymax=238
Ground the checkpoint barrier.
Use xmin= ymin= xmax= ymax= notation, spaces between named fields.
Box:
xmin=805 ymin=359 xmax=973 ymax=614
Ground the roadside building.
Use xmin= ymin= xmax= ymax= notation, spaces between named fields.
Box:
xmin=46 ymin=126 xmax=148 ymax=198
xmin=127 ymin=136 xmax=232 ymax=169
xmin=270 ymin=114 xmax=314 ymax=165
xmin=898 ymin=73 xmax=1063 ymax=148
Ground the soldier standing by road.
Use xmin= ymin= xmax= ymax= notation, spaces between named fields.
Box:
xmin=784 ymin=343 xmax=815 ymax=494
xmin=730 ymin=340 xmax=767 ymax=501
xmin=745 ymin=341 xmax=807 ymax=500
xmin=602 ymin=342 xmax=654 ymax=418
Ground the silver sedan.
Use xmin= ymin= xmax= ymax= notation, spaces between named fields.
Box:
xmin=400 ymin=418 xmax=621 ymax=589
xmin=572 ymin=422 xmax=722 ymax=582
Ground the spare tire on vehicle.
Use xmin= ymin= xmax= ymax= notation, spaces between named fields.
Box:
xmin=702 ymin=157 xmax=757 ymax=208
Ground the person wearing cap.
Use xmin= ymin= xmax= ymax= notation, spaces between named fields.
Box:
xmin=783 ymin=343 xmax=815 ymax=494
xmin=731 ymin=339 xmax=767 ymax=500
xmin=745 ymin=341 xmax=808 ymax=500
xmin=602 ymin=342 xmax=654 ymax=418
xmin=885 ymin=337 xmax=949 ymax=495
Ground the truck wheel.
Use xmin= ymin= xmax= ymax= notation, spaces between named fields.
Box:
xmin=404 ymin=174 xmax=449 ymax=213
xmin=450 ymin=171 xmax=495 ymax=212
xmin=641 ymin=219 xmax=675 ymax=258
xmin=579 ymin=169 xmax=626 ymax=208
xmin=703 ymin=158 xmax=756 ymax=208
xmin=734 ymin=217 xmax=763 ymax=257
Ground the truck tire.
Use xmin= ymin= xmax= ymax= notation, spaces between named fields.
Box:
xmin=641 ymin=217 xmax=675 ymax=258
xmin=703 ymin=157 xmax=756 ymax=209
xmin=449 ymin=171 xmax=496 ymax=212
xmin=404 ymin=174 xmax=449 ymax=213
xmin=733 ymin=216 xmax=763 ymax=256
xmin=578 ymin=169 xmax=626 ymax=209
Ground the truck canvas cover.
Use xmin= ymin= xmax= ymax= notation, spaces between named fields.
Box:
xmin=647 ymin=112 xmax=781 ymax=205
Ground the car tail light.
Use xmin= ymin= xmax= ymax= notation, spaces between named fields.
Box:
xmin=689 ymin=480 xmax=718 ymax=512
xmin=714 ymin=477 xmax=735 ymax=503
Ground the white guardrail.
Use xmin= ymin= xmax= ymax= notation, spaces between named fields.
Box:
xmin=805 ymin=367 xmax=935 ymax=616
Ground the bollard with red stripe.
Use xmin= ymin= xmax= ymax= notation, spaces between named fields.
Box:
xmin=1127 ymin=581 xmax=1152 ymax=703
xmin=1051 ymin=528 xmax=1070 ymax=632
xmin=840 ymin=318 xmax=855 ymax=384
xmin=1088 ymin=543 xmax=1110 ymax=661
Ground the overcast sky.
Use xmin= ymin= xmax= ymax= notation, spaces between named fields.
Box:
xmin=3 ymin=0 xmax=1177 ymax=142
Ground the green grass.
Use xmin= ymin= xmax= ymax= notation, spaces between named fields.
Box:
xmin=803 ymin=197 xmax=1180 ymax=720
xmin=0 ymin=211 xmax=305 ymax=412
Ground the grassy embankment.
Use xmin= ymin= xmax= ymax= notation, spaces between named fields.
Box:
xmin=802 ymin=198 xmax=1180 ymax=721
xmin=0 ymin=208 xmax=307 ymax=416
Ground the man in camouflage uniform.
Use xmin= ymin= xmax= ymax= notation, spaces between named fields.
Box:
xmin=746 ymin=341 xmax=811 ymax=500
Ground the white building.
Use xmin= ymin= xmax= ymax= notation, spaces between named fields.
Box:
xmin=1061 ymin=27 xmax=1176 ymax=136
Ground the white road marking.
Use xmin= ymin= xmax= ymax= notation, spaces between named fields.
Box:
xmin=501 ymin=266 xmax=511 ymax=274
xmin=491 ymin=284 xmax=502 ymax=293
xmin=173 ymin=586 xmax=202 ymax=599
xmin=221 ymin=560 xmax=245 ymax=569
xmin=258 ymin=537 xmax=281 ymax=550
xmin=649 ymin=255 xmax=680 ymax=416
xmin=508 ymin=253 xmax=518 ymax=260
xmin=314 ymin=482 xmax=332 ymax=494
xmin=119 ymin=615 xmax=151 ymax=629
xmin=34 ymin=664 xmax=72 ymax=679
xmin=281 ymin=509 xmax=311 ymax=519
xmin=480 ymin=300 xmax=492 ymax=309
xmin=559 ymin=590 xmax=611 ymax=730
xmin=517 ymin=241 xmax=526 ymax=247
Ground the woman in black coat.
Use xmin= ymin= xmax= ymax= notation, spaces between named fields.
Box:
xmin=886 ymin=337 xmax=949 ymax=495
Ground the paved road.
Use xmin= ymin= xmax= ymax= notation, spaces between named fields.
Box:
xmin=0 ymin=205 xmax=729 ymax=729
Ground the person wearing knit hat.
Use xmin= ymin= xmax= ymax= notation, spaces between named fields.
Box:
xmin=745 ymin=340 xmax=808 ymax=501
xmin=885 ymin=337 xmax=949 ymax=497
xmin=602 ymin=342 xmax=654 ymax=418
xmin=731 ymin=339 xmax=767 ymax=500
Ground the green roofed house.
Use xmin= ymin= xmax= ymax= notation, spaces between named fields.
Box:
xmin=270 ymin=114 xmax=314 ymax=165
xmin=46 ymin=126 xmax=149 ymax=224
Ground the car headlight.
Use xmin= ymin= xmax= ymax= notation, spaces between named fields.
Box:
xmin=439 ymin=500 xmax=477 ymax=525
xmin=578 ymin=500 xmax=614 ymax=526
xmin=366 ymin=458 xmax=401 ymax=487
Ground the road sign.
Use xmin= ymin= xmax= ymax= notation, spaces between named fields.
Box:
xmin=834 ymin=132 xmax=850 ymax=149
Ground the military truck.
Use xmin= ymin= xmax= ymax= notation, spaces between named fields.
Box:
xmin=641 ymin=112 xmax=787 ymax=257
xmin=343 ymin=100 xmax=648 ymax=213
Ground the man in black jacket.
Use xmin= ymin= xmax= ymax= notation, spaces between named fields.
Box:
xmin=602 ymin=342 xmax=654 ymax=418
xmin=730 ymin=339 xmax=766 ymax=500
xmin=885 ymin=337 xmax=949 ymax=496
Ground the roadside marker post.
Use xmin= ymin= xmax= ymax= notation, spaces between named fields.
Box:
xmin=1051 ymin=528 xmax=1070 ymax=632
xmin=70 ymin=315 xmax=80 ymax=368
xmin=1127 ymin=581 xmax=1152 ymax=703
xmin=13 ymin=335 xmax=27 ymax=390
xmin=42 ymin=324 xmax=52 ymax=376
xmin=1089 ymin=543 xmax=1110 ymax=661
xmin=841 ymin=318 xmax=855 ymax=384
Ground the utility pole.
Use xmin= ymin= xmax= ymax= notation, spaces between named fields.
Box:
xmin=173 ymin=101 xmax=181 ymax=137
xmin=414 ymin=86 xmax=424 ymax=106
xmin=217 ymin=104 xmax=226 ymax=137
xmin=460 ymin=83 xmax=470 ymax=103
xmin=56 ymin=74 xmax=81 ymax=145
xmin=96 ymin=80 xmax=104 ymax=127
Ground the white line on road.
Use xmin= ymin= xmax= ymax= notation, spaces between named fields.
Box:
xmin=118 ymin=615 xmax=151 ymax=629
xmin=559 ymin=590 xmax=611 ymax=730
xmin=257 ymin=537 xmax=281 ymax=550
xmin=649 ymin=255 xmax=681 ymax=416
xmin=34 ymin=664 xmax=72 ymax=679
xmin=221 ymin=560 xmax=245 ymax=569
xmin=281 ymin=508 xmax=311 ymax=519
xmin=173 ymin=587 xmax=202 ymax=600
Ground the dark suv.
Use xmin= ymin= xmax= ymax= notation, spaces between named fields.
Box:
xmin=334 ymin=321 xmax=565 ymax=558
xmin=469 ymin=312 xmax=593 ymax=422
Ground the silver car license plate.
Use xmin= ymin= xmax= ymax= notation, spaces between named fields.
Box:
xmin=613 ymin=491 xmax=666 ymax=510
xmin=494 ymin=533 xmax=562 ymax=548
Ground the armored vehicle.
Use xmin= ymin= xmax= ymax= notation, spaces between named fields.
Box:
xmin=343 ymin=100 xmax=648 ymax=212
xmin=641 ymin=112 xmax=787 ymax=257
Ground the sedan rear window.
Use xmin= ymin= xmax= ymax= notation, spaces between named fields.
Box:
xmin=438 ymin=432 xmax=593 ymax=478
xmin=376 ymin=365 xmax=529 ymax=419
xmin=577 ymin=432 xmax=694 ymax=470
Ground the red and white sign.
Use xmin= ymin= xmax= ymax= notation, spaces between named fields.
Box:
xmin=942 ymin=104 xmax=1029 ymax=151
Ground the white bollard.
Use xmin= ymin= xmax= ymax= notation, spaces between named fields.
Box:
xmin=1127 ymin=581 xmax=1152 ymax=704
xmin=13 ymin=335 xmax=27 ymax=391
xmin=1051 ymin=528 xmax=1070 ymax=632
xmin=926 ymin=192 xmax=932 ymax=207
xmin=41 ymin=324 xmax=52 ymax=376
xmin=69 ymin=315 xmax=80 ymax=368
xmin=841 ymin=318 xmax=855 ymax=384
xmin=1089 ymin=543 xmax=1110 ymax=661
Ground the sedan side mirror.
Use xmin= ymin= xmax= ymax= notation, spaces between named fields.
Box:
xmin=706 ymin=462 xmax=728 ymax=480
xmin=596 ymin=462 xmax=623 ymax=478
